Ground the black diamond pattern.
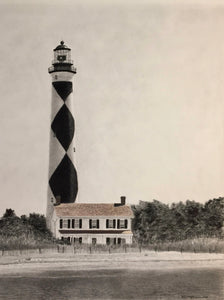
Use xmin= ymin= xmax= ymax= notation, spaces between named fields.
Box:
xmin=53 ymin=81 xmax=73 ymax=101
xmin=51 ymin=104 xmax=74 ymax=151
xmin=49 ymin=154 xmax=78 ymax=203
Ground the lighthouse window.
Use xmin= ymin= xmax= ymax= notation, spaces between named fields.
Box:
xmin=57 ymin=55 xmax=66 ymax=61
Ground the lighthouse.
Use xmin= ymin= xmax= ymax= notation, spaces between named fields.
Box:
xmin=46 ymin=41 xmax=78 ymax=230
xmin=45 ymin=42 xmax=134 ymax=244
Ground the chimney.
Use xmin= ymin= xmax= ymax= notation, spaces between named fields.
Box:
xmin=54 ymin=195 xmax=61 ymax=206
xmin=120 ymin=196 xmax=126 ymax=206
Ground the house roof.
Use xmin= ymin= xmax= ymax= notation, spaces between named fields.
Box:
xmin=54 ymin=203 xmax=134 ymax=217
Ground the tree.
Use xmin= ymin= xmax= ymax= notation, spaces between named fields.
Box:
xmin=27 ymin=213 xmax=52 ymax=238
xmin=203 ymin=197 xmax=224 ymax=236
xmin=2 ymin=209 xmax=16 ymax=218
xmin=132 ymin=197 xmax=224 ymax=244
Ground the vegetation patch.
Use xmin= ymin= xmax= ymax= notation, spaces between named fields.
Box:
xmin=132 ymin=198 xmax=224 ymax=244
xmin=0 ymin=209 xmax=53 ymax=250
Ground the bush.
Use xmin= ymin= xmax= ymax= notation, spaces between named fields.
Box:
xmin=0 ymin=209 xmax=53 ymax=250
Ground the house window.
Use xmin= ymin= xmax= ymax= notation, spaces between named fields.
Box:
xmin=106 ymin=238 xmax=110 ymax=245
xmin=63 ymin=219 xmax=67 ymax=228
xmin=106 ymin=219 xmax=116 ymax=229
xmin=89 ymin=219 xmax=99 ymax=229
xmin=118 ymin=238 xmax=121 ymax=244
xmin=71 ymin=219 xmax=82 ymax=228
xmin=74 ymin=237 xmax=80 ymax=244
xmin=92 ymin=238 xmax=97 ymax=245
xmin=117 ymin=219 xmax=128 ymax=229
xmin=59 ymin=219 xmax=63 ymax=229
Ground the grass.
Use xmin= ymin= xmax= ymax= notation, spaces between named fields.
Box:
xmin=140 ymin=237 xmax=224 ymax=253
xmin=0 ymin=234 xmax=54 ymax=250
xmin=1 ymin=235 xmax=224 ymax=254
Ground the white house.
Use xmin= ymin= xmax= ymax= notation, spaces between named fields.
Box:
xmin=51 ymin=197 xmax=134 ymax=245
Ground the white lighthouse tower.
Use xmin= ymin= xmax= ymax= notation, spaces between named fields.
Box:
xmin=46 ymin=41 xmax=78 ymax=230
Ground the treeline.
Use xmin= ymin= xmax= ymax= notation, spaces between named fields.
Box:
xmin=0 ymin=209 xmax=53 ymax=249
xmin=132 ymin=198 xmax=224 ymax=244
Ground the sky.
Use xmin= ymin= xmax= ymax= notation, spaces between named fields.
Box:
xmin=0 ymin=0 xmax=224 ymax=216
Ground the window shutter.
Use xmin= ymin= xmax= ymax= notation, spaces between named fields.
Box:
xmin=79 ymin=219 xmax=82 ymax=229
xmin=60 ymin=219 xmax=63 ymax=229
xmin=125 ymin=219 xmax=128 ymax=229
xmin=97 ymin=219 xmax=99 ymax=229
xmin=113 ymin=219 xmax=116 ymax=228
xmin=89 ymin=219 xmax=92 ymax=229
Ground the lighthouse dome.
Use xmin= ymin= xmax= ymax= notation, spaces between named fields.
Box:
xmin=54 ymin=41 xmax=71 ymax=51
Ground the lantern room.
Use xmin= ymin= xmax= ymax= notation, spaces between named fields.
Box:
xmin=48 ymin=41 xmax=76 ymax=74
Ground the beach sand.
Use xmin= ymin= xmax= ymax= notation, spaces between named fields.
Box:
xmin=0 ymin=251 xmax=224 ymax=299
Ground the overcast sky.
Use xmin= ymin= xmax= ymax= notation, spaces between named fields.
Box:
xmin=0 ymin=0 xmax=224 ymax=216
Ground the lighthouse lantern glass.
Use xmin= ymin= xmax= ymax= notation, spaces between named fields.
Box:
xmin=54 ymin=49 xmax=71 ymax=64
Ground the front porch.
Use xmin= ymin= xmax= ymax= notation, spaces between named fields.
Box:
xmin=60 ymin=232 xmax=133 ymax=245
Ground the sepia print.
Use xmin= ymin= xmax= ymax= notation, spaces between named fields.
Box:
xmin=0 ymin=0 xmax=223 ymax=299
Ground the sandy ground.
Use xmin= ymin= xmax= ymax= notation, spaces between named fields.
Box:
xmin=0 ymin=251 xmax=224 ymax=274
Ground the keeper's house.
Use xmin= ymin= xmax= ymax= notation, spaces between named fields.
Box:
xmin=51 ymin=197 xmax=134 ymax=245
